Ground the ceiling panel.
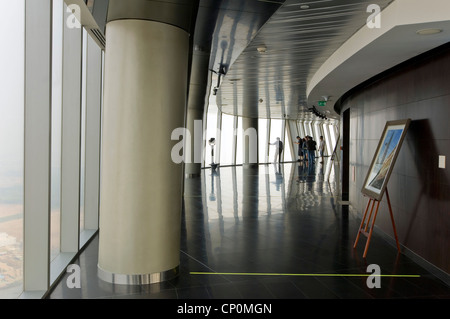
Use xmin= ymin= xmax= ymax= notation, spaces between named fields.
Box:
xmin=96 ymin=0 xmax=450 ymax=125
xmin=194 ymin=0 xmax=285 ymax=73
xmin=214 ymin=0 xmax=393 ymax=121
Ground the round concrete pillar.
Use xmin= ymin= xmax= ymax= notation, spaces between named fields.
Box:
xmin=242 ymin=117 xmax=259 ymax=169
xmin=97 ymin=19 xmax=189 ymax=284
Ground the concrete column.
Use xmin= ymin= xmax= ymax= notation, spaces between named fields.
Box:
xmin=98 ymin=19 xmax=189 ymax=284
xmin=242 ymin=72 xmax=259 ymax=169
xmin=241 ymin=88 xmax=259 ymax=218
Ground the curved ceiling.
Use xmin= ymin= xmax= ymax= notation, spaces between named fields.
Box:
xmin=215 ymin=0 xmax=393 ymax=121
xmin=79 ymin=0 xmax=450 ymax=122
xmin=307 ymin=0 xmax=450 ymax=118
xmin=214 ymin=0 xmax=450 ymax=121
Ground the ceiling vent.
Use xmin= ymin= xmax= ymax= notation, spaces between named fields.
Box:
xmin=88 ymin=27 xmax=106 ymax=49
xmin=64 ymin=0 xmax=107 ymax=50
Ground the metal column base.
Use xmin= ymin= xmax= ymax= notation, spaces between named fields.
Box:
xmin=97 ymin=265 xmax=179 ymax=285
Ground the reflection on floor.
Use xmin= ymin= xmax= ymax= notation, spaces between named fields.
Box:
xmin=47 ymin=160 xmax=450 ymax=299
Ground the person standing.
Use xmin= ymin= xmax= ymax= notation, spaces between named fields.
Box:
xmin=269 ymin=137 xmax=283 ymax=163
xmin=294 ymin=136 xmax=303 ymax=162
xmin=303 ymin=137 xmax=308 ymax=162
xmin=306 ymin=136 xmax=316 ymax=165
xmin=319 ymin=136 xmax=325 ymax=164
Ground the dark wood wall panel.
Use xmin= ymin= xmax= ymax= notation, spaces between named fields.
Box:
xmin=340 ymin=44 xmax=450 ymax=274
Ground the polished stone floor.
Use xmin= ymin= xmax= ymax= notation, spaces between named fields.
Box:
xmin=47 ymin=160 xmax=450 ymax=300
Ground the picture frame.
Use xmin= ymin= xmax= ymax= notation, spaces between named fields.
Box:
xmin=361 ymin=119 xmax=411 ymax=201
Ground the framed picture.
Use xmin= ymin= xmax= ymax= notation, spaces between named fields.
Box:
xmin=361 ymin=119 xmax=411 ymax=201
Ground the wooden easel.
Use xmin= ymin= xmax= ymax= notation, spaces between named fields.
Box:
xmin=353 ymin=188 xmax=401 ymax=258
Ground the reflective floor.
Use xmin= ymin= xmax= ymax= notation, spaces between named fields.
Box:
xmin=47 ymin=160 xmax=450 ymax=299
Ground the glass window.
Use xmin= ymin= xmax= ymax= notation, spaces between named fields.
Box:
xmin=235 ymin=117 xmax=243 ymax=165
xmin=284 ymin=124 xmax=292 ymax=162
xmin=327 ymin=124 xmax=337 ymax=158
xmin=313 ymin=122 xmax=322 ymax=157
xmin=314 ymin=122 xmax=321 ymax=142
xmin=219 ymin=113 xmax=235 ymax=166
xmin=298 ymin=121 xmax=305 ymax=138
xmin=268 ymin=119 xmax=283 ymax=163
xmin=289 ymin=120 xmax=299 ymax=140
xmin=323 ymin=123 xmax=332 ymax=156
xmin=305 ymin=121 xmax=313 ymax=137
xmin=50 ymin=0 xmax=63 ymax=262
xmin=0 ymin=0 xmax=25 ymax=299
xmin=258 ymin=119 xmax=269 ymax=163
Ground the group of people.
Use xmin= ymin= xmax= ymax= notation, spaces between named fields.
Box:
xmin=295 ymin=135 xmax=325 ymax=165
xmin=268 ymin=135 xmax=325 ymax=164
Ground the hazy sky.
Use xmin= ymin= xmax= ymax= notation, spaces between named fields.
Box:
xmin=0 ymin=1 xmax=24 ymax=168
xmin=0 ymin=1 xmax=65 ymax=172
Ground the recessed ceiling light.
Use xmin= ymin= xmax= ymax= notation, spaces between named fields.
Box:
xmin=257 ymin=46 xmax=267 ymax=53
xmin=300 ymin=5 xmax=310 ymax=9
xmin=416 ymin=28 xmax=443 ymax=35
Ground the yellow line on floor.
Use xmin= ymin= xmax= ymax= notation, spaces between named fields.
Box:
xmin=190 ymin=272 xmax=421 ymax=278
